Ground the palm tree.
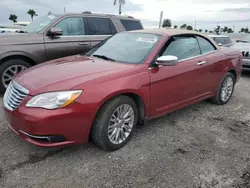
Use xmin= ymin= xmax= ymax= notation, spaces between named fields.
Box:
xmin=223 ymin=26 xmax=228 ymax=33
xmin=245 ymin=28 xmax=249 ymax=33
xmin=180 ymin=24 xmax=187 ymax=29
xmin=27 ymin=9 xmax=38 ymax=21
xmin=9 ymin=14 xmax=17 ymax=23
xmin=205 ymin=29 xmax=208 ymax=33
xmin=174 ymin=25 xmax=178 ymax=29
xmin=241 ymin=28 xmax=245 ymax=33
xmin=186 ymin=25 xmax=193 ymax=30
xmin=214 ymin=26 xmax=222 ymax=35
xmin=227 ymin=28 xmax=233 ymax=33
xmin=162 ymin=19 xmax=172 ymax=28
xmin=114 ymin=0 xmax=125 ymax=15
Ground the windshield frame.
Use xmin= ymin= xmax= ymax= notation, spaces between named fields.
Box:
xmin=86 ymin=32 xmax=162 ymax=64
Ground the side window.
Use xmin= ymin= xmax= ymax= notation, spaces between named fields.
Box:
xmin=120 ymin=20 xmax=143 ymax=31
xmin=162 ymin=36 xmax=201 ymax=60
xmin=197 ymin=36 xmax=216 ymax=54
xmin=56 ymin=17 xmax=85 ymax=36
xmin=87 ymin=17 xmax=115 ymax=35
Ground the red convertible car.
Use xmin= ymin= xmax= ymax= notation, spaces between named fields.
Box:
xmin=3 ymin=29 xmax=242 ymax=151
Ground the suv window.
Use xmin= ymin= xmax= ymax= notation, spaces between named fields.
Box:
xmin=120 ymin=19 xmax=143 ymax=31
xmin=162 ymin=36 xmax=201 ymax=60
xmin=87 ymin=17 xmax=116 ymax=35
xmin=56 ymin=17 xmax=85 ymax=36
xmin=197 ymin=36 xmax=216 ymax=54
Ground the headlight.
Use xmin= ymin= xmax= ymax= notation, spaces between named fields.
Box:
xmin=26 ymin=90 xmax=82 ymax=109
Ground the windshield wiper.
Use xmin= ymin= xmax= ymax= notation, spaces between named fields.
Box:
xmin=242 ymin=40 xmax=249 ymax=43
xmin=93 ymin=54 xmax=115 ymax=62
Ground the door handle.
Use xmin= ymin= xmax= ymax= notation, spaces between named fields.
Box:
xmin=197 ymin=61 xmax=207 ymax=66
xmin=78 ymin=42 xmax=88 ymax=45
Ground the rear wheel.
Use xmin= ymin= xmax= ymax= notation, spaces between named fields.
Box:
xmin=91 ymin=96 xmax=138 ymax=151
xmin=0 ymin=59 xmax=31 ymax=93
xmin=211 ymin=72 xmax=235 ymax=105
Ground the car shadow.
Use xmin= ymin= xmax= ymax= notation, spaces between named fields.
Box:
xmin=242 ymin=71 xmax=250 ymax=78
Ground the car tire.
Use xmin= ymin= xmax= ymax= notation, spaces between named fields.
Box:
xmin=0 ymin=59 xmax=31 ymax=93
xmin=91 ymin=95 xmax=138 ymax=151
xmin=211 ymin=72 xmax=235 ymax=105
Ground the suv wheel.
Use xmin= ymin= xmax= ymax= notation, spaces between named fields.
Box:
xmin=0 ymin=59 xmax=31 ymax=93
xmin=91 ymin=96 xmax=138 ymax=151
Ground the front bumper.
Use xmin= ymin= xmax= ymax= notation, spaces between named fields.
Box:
xmin=242 ymin=59 xmax=250 ymax=71
xmin=4 ymin=97 xmax=94 ymax=147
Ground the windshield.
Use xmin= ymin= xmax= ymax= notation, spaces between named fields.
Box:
xmin=86 ymin=32 xmax=161 ymax=64
xmin=23 ymin=14 xmax=58 ymax=33
xmin=212 ymin=37 xmax=232 ymax=44
xmin=243 ymin=35 xmax=250 ymax=42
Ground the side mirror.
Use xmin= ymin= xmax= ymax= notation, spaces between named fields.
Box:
xmin=156 ymin=55 xmax=178 ymax=66
xmin=218 ymin=43 xmax=223 ymax=46
xmin=48 ymin=27 xmax=63 ymax=37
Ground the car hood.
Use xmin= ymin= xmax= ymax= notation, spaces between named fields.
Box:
xmin=231 ymin=42 xmax=250 ymax=51
xmin=14 ymin=55 xmax=134 ymax=95
xmin=0 ymin=33 xmax=42 ymax=45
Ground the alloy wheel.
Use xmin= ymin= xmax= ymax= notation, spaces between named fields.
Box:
xmin=221 ymin=76 xmax=234 ymax=102
xmin=108 ymin=104 xmax=135 ymax=145
xmin=2 ymin=65 xmax=27 ymax=88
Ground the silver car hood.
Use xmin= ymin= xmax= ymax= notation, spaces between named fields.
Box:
xmin=231 ymin=42 xmax=250 ymax=51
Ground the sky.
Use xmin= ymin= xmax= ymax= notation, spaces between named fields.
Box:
xmin=0 ymin=0 xmax=250 ymax=32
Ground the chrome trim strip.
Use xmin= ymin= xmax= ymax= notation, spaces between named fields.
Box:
xmin=19 ymin=130 xmax=50 ymax=140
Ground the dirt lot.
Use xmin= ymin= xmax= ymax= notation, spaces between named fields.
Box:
xmin=0 ymin=73 xmax=250 ymax=188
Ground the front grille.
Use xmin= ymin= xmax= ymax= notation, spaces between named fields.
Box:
xmin=242 ymin=51 xmax=250 ymax=57
xmin=3 ymin=81 xmax=29 ymax=111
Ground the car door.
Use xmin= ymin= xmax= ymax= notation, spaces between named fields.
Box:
xmin=85 ymin=17 xmax=117 ymax=47
xmin=196 ymin=35 xmax=220 ymax=92
xmin=44 ymin=17 xmax=92 ymax=61
xmin=149 ymin=35 xmax=212 ymax=117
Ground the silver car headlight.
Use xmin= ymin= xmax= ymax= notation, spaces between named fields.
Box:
xmin=26 ymin=90 xmax=82 ymax=109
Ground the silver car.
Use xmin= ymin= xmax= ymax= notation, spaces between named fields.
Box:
xmin=231 ymin=35 xmax=250 ymax=71
xmin=209 ymin=35 xmax=233 ymax=47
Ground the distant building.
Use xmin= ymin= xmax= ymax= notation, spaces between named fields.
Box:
xmin=13 ymin=22 xmax=30 ymax=27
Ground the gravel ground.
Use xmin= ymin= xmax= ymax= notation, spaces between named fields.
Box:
xmin=0 ymin=73 xmax=250 ymax=188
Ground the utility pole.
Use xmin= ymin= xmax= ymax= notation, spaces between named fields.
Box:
xmin=159 ymin=11 xmax=163 ymax=29
xmin=233 ymin=24 xmax=235 ymax=33
xmin=194 ymin=20 xmax=196 ymax=30
xmin=64 ymin=7 xmax=66 ymax=13
xmin=119 ymin=4 xmax=121 ymax=15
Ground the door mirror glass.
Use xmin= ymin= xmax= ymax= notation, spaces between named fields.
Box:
xmin=156 ymin=55 xmax=178 ymax=66
xmin=48 ymin=27 xmax=63 ymax=37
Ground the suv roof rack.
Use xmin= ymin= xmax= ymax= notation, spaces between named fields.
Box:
xmin=81 ymin=11 xmax=135 ymax=19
